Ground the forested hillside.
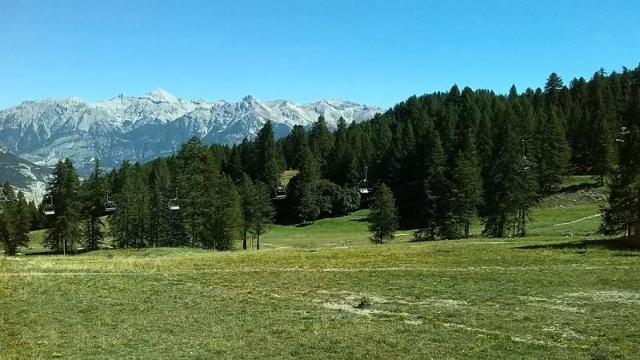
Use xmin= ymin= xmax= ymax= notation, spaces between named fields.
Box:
xmin=3 ymin=65 xmax=639 ymax=254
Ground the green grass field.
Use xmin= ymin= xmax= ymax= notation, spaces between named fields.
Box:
xmin=1 ymin=176 xmax=639 ymax=359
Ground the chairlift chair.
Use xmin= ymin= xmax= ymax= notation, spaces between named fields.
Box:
xmin=43 ymin=197 xmax=55 ymax=216
xmin=168 ymin=192 xmax=180 ymax=211
xmin=358 ymin=181 xmax=370 ymax=195
xmin=104 ymin=193 xmax=117 ymax=213
xmin=104 ymin=202 xmax=117 ymax=213
xmin=273 ymin=186 xmax=287 ymax=200
xmin=358 ymin=166 xmax=371 ymax=194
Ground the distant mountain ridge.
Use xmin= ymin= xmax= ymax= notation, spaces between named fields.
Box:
xmin=0 ymin=90 xmax=381 ymax=175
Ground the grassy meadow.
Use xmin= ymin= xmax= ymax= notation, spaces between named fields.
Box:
xmin=1 ymin=176 xmax=639 ymax=359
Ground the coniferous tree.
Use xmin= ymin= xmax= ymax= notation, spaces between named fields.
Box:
xmin=130 ymin=164 xmax=151 ymax=248
xmin=329 ymin=117 xmax=368 ymax=186
xmin=253 ymin=121 xmax=281 ymax=189
xmin=602 ymin=83 xmax=640 ymax=239
xmin=10 ymin=191 xmax=31 ymax=255
xmin=0 ymin=191 xmax=31 ymax=256
xmin=591 ymin=112 xmax=613 ymax=184
xmin=283 ymin=125 xmax=310 ymax=170
xmin=1 ymin=186 xmax=31 ymax=255
xmin=533 ymin=109 xmax=571 ymax=193
xmin=110 ymin=162 xmax=137 ymax=248
xmin=450 ymin=129 xmax=482 ymax=238
xmin=388 ymin=121 xmax=419 ymax=228
xmin=330 ymin=117 xmax=351 ymax=185
xmin=372 ymin=120 xmax=393 ymax=159
xmin=293 ymin=146 xmax=321 ymax=223
xmin=296 ymin=181 xmax=320 ymax=224
xmin=513 ymin=138 xmax=538 ymax=237
xmin=414 ymin=124 xmax=451 ymax=240
xmin=44 ymin=159 xmax=82 ymax=254
xmin=476 ymin=115 xmax=493 ymax=183
xmin=567 ymin=80 xmax=590 ymax=173
xmin=544 ymin=72 xmax=564 ymax=105
xmin=204 ymin=175 xmax=243 ymax=251
xmin=350 ymin=122 xmax=373 ymax=174
xmin=0 ymin=186 xmax=10 ymax=254
xmin=250 ymin=181 xmax=275 ymax=250
xmin=148 ymin=159 xmax=172 ymax=247
xmin=176 ymin=138 xmax=213 ymax=247
xmin=438 ymin=106 xmax=458 ymax=155
xmin=82 ymin=159 xmax=105 ymax=251
xmin=308 ymin=116 xmax=335 ymax=177
xmin=369 ymin=184 xmax=398 ymax=244
xmin=239 ymin=175 xmax=257 ymax=250
xmin=226 ymin=146 xmax=246 ymax=183
xmin=481 ymin=106 xmax=536 ymax=238
xmin=589 ymin=71 xmax=616 ymax=183
xmin=109 ymin=162 xmax=151 ymax=248
xmin=28 ymin=200 xmax=44 ymax=231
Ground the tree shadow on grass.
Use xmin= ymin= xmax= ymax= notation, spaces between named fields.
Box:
xmin=23 ymin=248 xmax=94 ymax=257
xmin=557 ymin=181 xmax=601 ymax=194
xmin=295 ymin=222 xmax=314 ymax=228
xmin=517 ymin=237 xmax=640 ymax=253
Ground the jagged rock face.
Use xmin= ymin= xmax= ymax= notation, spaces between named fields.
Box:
xmin=0 ymin=90 xmax=381 ymax=175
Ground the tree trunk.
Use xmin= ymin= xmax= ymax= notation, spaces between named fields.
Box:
xmin=630 ymin=222 xmax=640 ymax=246
xmin=257 ymin=233 xmax=260 ymax=250
xmin=243 ymin=228 xmax=247 ymax=250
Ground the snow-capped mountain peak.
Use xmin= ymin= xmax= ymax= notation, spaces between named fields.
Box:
xmin=0 ymin=91 xmax=381 ymax=175
xmin=145 ymin=89 xmax=180 ymax=103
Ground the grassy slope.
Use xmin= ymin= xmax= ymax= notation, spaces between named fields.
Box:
xmin=1 ymin=176 xmax=639 ymax=359
xmin=281 ymin=170 xmax=299 ymax=186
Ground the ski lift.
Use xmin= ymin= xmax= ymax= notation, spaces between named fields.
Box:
xmin=616 ymin=127 xmax=630 ymax=143
xmin=43 ymin=198 xmax=55 ymax=216
xmin=273 ymin=186 xmax=287 ymax=200
xmin=358 ymin=181 xmax=370 ymax=195
xmin=358 ymin=166 xmax=371 ymax=195
xmin=168 ymin=191 xmax=180 ymax=211
xmin=520 ymin=139 xmax=530 ymax=171
xmin=104 ymin=193 xmax=117 ymax=213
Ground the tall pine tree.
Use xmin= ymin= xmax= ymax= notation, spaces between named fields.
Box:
xmin=82 ymin=159 xmax=105 ymax=251
xmin=44 ymin=159 xmax=82 ymax=254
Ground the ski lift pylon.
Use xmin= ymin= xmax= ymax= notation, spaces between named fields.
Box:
xmin=358 ymin=166 xmax=371 ymax=195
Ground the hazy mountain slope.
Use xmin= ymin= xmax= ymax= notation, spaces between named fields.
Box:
xmin=0 ymin=145 xmax=50 ymax=202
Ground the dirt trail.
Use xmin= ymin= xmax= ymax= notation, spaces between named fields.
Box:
xmin=552 ymin=214 xmax=600 ymax=227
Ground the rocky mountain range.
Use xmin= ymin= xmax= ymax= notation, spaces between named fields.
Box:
xmin=0 ymin=144 xmax=50 ymax=202
xmin=0 ymin=90 xmax=381 ymax=200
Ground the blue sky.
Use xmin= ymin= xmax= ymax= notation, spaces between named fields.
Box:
xmin=1 ymin=0 xmax=639 ymax=109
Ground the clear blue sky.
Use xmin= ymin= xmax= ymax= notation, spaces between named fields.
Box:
xmin=1 ymin=0 xmax=639 ymax=109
